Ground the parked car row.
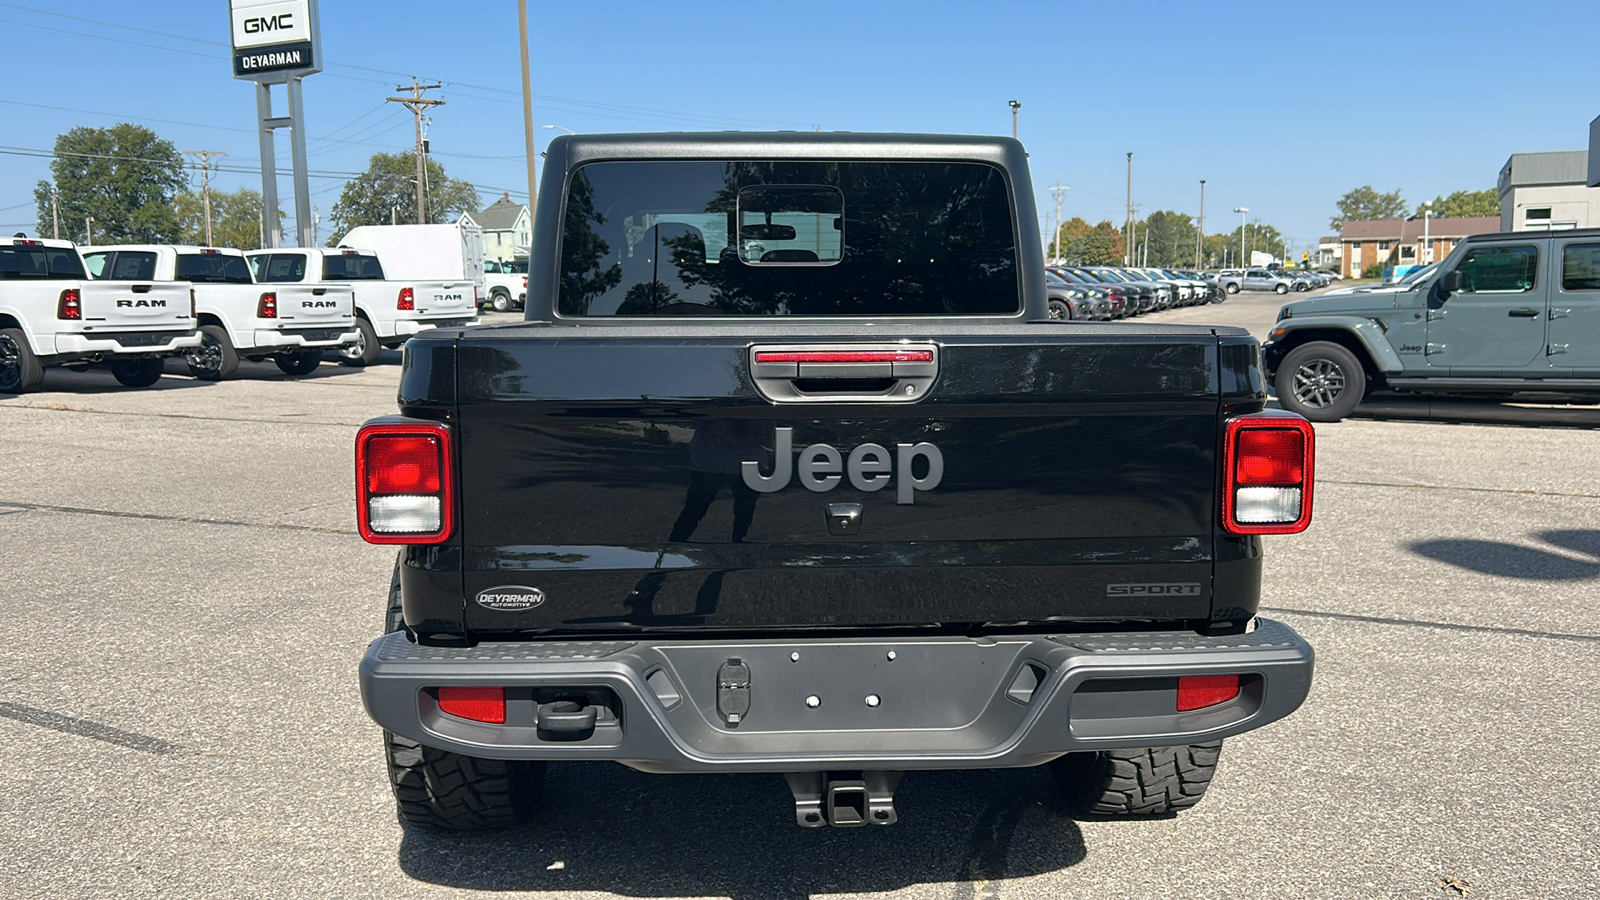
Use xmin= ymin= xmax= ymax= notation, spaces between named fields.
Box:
xmin=0 ymin=233 xmax=479 ymax=393
xmin=1212 ymin=267 xmax=1336 ymax=295
xmin=1044 ymin=265 xmax=1224 ymax=320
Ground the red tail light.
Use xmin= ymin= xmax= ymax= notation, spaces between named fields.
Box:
xmin=1177 ymin=675 xmax=1240 ymax=711
xmin=1222 ymin=412 xmax=1314 ymax=534
xmin=521 ymin=276 xmax=528 ymax=288
xmin=257 ymin=292 xmax=277 ymax=318
xmin=57 ymin=288 xmax=81 ymax=320
xmin=397 ymin=287 xmax=414 ymax=311
xmin=437 ymin=686 xmax=505 ymax=723
xmin=356 ymin=421 xmax=454 ymax=544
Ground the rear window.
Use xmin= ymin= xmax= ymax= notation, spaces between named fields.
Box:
xmin=177 ymin=253 xmax=253 ymax=284
xmin=322 ymin=253 xmax=386 ymax=280
xmin=0 ymin=245 xmax=87 ymax=280
xmin=252 ymin=254 xmax=307 ymax=283
xmin=557 ymin=160 xmax=1019 ymax=317
xmin=106 ymin=252 xmax=157 ymax=280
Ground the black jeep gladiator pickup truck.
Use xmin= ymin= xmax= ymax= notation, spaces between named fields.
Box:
xmin=357 ymin=132 xmax=1316 ymax=830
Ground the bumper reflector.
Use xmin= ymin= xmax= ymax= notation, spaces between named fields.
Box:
xmin=1176 ymin=675 xmax=1241 ymax=711
xmin=437 ymin=686 xmax=506 ymax=723
xmin=367 ymin=495 xmax=441 ymax=533
xmin=1233 ymin=486 xmax=1303 ymax=524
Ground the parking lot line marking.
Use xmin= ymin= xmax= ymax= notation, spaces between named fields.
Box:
xmin=0 ymin=702 xmax=180 ymax=755
xmin=0 ymin=500 xmax=357 ymax=535
xmin=1321 ymin=479 xmax=1600 ymax=500
xmin=1263 ymin=607 xmax=1600 ymax=645
xmin=0 ymin=403 xmax=364 ymax=428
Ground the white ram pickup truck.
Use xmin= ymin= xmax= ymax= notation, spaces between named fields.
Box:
xmin=245 ymin=247 xmax=477 ymax=366
xmin=0 ymin=236 xmax=198 ymax=393
xmin=83 ymin=245 xmax=357 ymax=380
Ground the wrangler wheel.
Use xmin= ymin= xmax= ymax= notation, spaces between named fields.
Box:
xmin=1275 ymin=340 xmax=1366 ymax=422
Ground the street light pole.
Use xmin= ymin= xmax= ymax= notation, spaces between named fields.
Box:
xmin=1125 ymin=152 xmax=1134 ymax=265
xmin=1196 ymin=179 xmax=1205 ymax=269
xmin=541 ymin=124 xmax=575 ymax=135
xmin=1233 ymin=207 xmax=1248 ymax=268
xmin=1009 ymin=100 xmax=1021 ymax=139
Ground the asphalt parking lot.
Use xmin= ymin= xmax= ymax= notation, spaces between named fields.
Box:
xmin=2 ymin=300 xmax=1598 ymax=899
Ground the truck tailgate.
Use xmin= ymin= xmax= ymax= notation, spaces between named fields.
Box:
xmin=80 ymin=281 xmax=193 ymax=329
xmin=449 ymin=327 xmax=1233 ymax=635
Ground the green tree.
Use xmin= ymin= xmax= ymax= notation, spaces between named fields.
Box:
xmin=1420 ymin=189 xmax=1499 ymax=219
xmin=175 ymin=188 xmax=284 ymax=249
xmin=1134 ymin=210 xmax=1197 ymax=267
xmin=1329 ymin=185 xmax=1406 ymax=230
xmin=327 ymin=152 xmax=481 ymax=242
xmin=1051 ymin=217 xmax=1124 ymax=265
xmin=33 ymin=123 xmax=186 ymax=243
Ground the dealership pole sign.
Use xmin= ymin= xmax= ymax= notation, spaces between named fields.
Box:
xmin=230 ymin=0 xmax=322 ymax=83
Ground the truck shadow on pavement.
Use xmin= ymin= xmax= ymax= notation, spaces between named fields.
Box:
xmin=1409 ymin=530 xmax=1600 ymax=580
xmin=397 ymin=763 xmax=1088 ymax=899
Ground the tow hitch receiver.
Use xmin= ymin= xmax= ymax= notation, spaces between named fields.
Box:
xmin=785 ymin=771 xmax=902 ymax=827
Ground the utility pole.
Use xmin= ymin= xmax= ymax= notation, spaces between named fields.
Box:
xmin=184 ymin=150 xmax=227 ymax=246
xmin=1048 ymin=181 xmax=1068 ymax=262
xmin=1009 ymin=100 xmax=1021 ymax=139
xmin=1125 ymin=152 xmax=1134 ymax=265
xmin=84 ymin=216 xmax=94 ymax=247
xmin=50 ymin=189 xmax=60 ymax=239
xmin=388 ymin=80 xmax=445 ymax=224
xmin=518 ymin=0 xmax=538 ymax=222
xmin=1196 ymin=180 xmax=1205 ymax=269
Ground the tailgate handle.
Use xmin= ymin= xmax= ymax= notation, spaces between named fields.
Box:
xmin=749 ymin=344 xmax=939 ymax=403
xmin=132 ymin=284 xmax=152 ymax=293
xmin=312 ymin=288 xmax=327 ymax=296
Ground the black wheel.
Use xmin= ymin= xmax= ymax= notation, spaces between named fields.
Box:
xmin=1051 ymin=742 xmax=1222 ymax=816
xmin=380 ymin=556 xmax=545 ymax=830
xmin=1275 ymin=340 xmax=1367 ymax=422
xmin=490 ymin=290 xmax=512 ymax=312
xmin=109 ymin=358 xmax=163 ymax=388
xmin=338 ymin=317 xmax=381 ymax=367
xmin=1274 ymin=283 xmax=1289 ymax=295
xmin=1225 ymin=282 xmax=1239 ymax=294
xmin=274 ymin=350 xmax=321 ymax=376
xmin=0 ymin=327 xmax=44 ymax=394
xmin=1046 ymin=299 xmax=1072 ymax=321
xmin=185 ymin=324 xmax=239 ymax=381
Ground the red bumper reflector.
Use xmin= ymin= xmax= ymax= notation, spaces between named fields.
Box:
xmin=1176 ymin=675 xmax=1240 ymax=711
xmin=437 ymin=686 xmax=506 ymax=723
xmin=753 ymin=350 xmax=933 ymax=363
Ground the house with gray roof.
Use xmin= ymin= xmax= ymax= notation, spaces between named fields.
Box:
xmin=459 ymin=193 xmax=530 ymax=262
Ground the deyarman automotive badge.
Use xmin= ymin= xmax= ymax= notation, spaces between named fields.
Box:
xmin=476 ymin=586 xmax=546 ymax=611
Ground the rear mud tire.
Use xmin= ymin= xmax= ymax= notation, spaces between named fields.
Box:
xmin=338 ymin=317 xmax=381 ymax=367
xmin=490 ymin=290 xmax=512 ymax=312
xmin=0 ymin=328 xmax=44 ymax=393
xmin=1051 ymin=742 xmax=1222 ymax=816
xmin=380 ymin=555 xmax=545 ymax=830
xmin=109 ymin=357 xmax=163 ymax=388
xmin=185 ymin=324 xmax=239 ymax=381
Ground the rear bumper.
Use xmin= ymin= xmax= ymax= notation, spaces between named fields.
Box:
xmin=53 ymin=329 xmax=201 ymax=356
xmin=252 ymin=326 xmax=360 ymax=350
xmin=360 ymin=619 xmax=1313 ymax=773
xmin=392 ymin=316 xmax=479 ymax=338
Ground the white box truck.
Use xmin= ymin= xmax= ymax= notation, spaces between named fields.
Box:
xmin=338 ymin=224 xmax=485 ymax=305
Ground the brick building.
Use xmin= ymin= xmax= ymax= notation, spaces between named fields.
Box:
xmin=1339 ymin=216 xmax=1499 ymax=278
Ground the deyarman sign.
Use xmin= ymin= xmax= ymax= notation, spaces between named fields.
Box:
xmin=230 ymin=0 xmax=322 ymax=81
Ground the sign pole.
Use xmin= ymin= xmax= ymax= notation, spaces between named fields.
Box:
xmin=255 ymin=83 xmax=282 ymax=248
xmin=287 ymin=78 xmax=314 ymax=246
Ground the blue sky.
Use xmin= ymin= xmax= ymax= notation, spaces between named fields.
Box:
xmin=2 ymin=0 xmax=1597 ymax=252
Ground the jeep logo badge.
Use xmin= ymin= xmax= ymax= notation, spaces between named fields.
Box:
xmin=475 ymin=585 xmax=546 ymax=611
xmin=741 ymin=427 xmax=943 ymax=505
